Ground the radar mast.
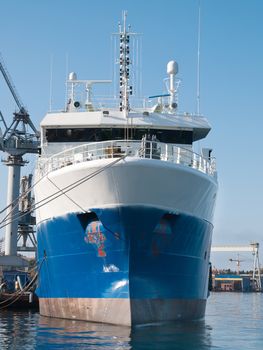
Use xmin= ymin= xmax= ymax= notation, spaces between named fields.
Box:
xmin=118 ymin=11 xmax=132 ymax=117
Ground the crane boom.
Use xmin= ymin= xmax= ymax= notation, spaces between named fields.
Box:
xmin=0 ymin=53 xmax=40 ymax=148
xmin=0 ymin=54 xmax=23 ymax=111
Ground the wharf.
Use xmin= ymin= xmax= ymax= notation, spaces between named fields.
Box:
xmin=0 ymin=269 xmax=39 ymax=310
xmin=0 ymin=291 xmax=39 ymax=310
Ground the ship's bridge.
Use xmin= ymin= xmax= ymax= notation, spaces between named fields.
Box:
xmin=40 ymin=109 xmax=211 ymax=149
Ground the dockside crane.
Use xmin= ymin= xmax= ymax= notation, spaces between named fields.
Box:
xmin=229 ymin=254 xmax=244 ymax=275
xmin=0 ymin=54 xmax=40 ymax=267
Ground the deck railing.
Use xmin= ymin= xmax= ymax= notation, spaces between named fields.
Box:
xmin=37 ymin=140 xmax=216 ymax=178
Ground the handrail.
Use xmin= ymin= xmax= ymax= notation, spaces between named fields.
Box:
xmin=37 ymin=140 xmax=216 ymax=178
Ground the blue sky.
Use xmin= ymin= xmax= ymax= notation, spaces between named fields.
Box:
xmin=0 ymin=0 xmax=262 ymax=270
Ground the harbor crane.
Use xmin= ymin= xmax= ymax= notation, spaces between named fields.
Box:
xmin=0 ymin=54 xmax=40 ymax=267
xmin=229 ymin=254 xmax=244 ymax=275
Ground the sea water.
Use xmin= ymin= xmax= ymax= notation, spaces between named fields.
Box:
xmin=0 ymin=293 xmax=262 ymax=349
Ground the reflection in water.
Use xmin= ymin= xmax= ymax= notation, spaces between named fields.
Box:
xmin=0 ymin=294 xmax=263 ymax=349
xmin=0 ymin=310 xmax=38 ymax=349
xmin=0 ymin=310 xmax=212 ymax=349
xmin=38 ymin=317 xmax=212 ymax=350
xmin=37 ymin=316 xmax=131 ymax=349
xmin=130 ymin=321 xmax=212 ymax=350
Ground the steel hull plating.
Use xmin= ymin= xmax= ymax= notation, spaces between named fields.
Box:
xmin=39 ymin=298 xmax=206 ymax=326
xmin=36 ymin=204 xmax=214 ymax=325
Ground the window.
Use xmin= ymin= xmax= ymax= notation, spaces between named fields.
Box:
xmin=45 ymin=128 xmax=192 ymax=144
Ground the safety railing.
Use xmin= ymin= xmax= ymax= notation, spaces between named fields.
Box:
xmin=37 ymin=140 xmax=216 ymax=178
xmin=0 ymin=238 xmax=4 ymax=255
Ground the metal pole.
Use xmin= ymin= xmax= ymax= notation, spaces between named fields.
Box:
xmin=252 ymin=251 xmax=257 ymax=282
xmin=256 ymin=249 xmax=261 ymax=290
xmin=4 ymin=155 xmax=24 ymax=256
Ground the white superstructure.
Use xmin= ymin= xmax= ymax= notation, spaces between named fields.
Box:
xmin=35 ymin=59 xmax=218 ymax=222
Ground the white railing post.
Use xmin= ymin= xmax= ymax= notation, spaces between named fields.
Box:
xmin=193 ymin=153 xmax=196 ymax=169
xmin=165 ymin=144 xmax=168 ymax=161
xmin=197 ymin=156 xmax=201 ymax=171
xmin=177 ymin=147 xmax=180 ymax=164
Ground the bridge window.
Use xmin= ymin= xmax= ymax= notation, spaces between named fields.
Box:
xmin=45 ymin=128 xmax=192 ymax=144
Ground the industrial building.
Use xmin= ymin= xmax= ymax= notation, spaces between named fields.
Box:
xmin=213 ymin=274 xmax=262 ymax=292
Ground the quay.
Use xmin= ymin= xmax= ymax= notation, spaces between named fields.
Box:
xmin=0 ymin=269 xmax=39 ymax=310
xmin=212 ymin=273 xmax=263 ymax=292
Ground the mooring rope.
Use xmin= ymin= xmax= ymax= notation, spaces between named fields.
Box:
xmin=0 ymin=257 xmax=45 ymax=309
xmin=0 ymin=154 xmax=127 ymax=229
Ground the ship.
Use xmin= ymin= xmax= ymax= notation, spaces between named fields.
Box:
xmin=35 ymin=13 xmax=218 ymax=326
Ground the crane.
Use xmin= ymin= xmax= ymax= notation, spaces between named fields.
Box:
xmin=0 ymin=54 xmax=40 ymax=267
xmin=229 ymin=254 xmax=244 ymax=275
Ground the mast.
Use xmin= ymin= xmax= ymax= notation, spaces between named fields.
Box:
xmin=119 ymin=11 xmax=132 ymax=117
xmin=196 ymin=0 xmax=201 ymax=115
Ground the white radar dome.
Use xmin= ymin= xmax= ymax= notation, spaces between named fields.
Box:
xmin=68 ymin=72 xmax=77 ymax=81
xmin=167 ymin=61 xmax=178 ymax=75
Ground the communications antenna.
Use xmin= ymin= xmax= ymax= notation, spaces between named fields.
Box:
xmin=112 ymin=11 xmax=142 ymax=115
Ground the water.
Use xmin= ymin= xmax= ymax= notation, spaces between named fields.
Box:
xmin=0 ymin=293 xmax=262 ymax=349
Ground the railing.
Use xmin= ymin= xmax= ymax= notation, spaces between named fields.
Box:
xmin=52 ymin=96 xmax=205 ymax=118
xmin=0 ymin=238 xmax=4 ymax=255
xmin=37 ymin=140 xmax=217 ymax=178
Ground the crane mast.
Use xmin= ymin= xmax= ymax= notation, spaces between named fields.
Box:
xmin=0 ymin=54 xmax=39 ymax=267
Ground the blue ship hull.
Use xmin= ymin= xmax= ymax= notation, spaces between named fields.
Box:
xmin=36 ymin=206 xmax=213 ymax=325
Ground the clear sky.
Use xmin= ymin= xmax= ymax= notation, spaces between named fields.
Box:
xmin=0 ymin=0 xmax=262 ymax=270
